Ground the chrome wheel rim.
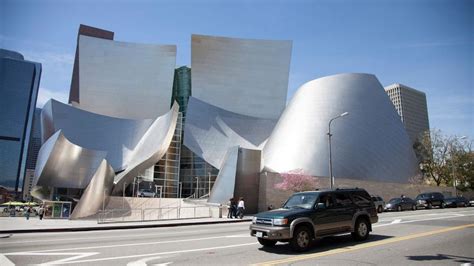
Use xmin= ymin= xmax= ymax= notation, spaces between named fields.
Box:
xmin=358 ymin=222 xmax=368 ymax=237
xmin=297 ymin=231 xmax=310 ymax=248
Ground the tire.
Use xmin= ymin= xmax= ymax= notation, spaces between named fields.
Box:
xmin=412 ymin=205 xmax=417 ymax=211
xmin=397 ymin=205 xmax=402 ymax=212
xmin=257 ymin=238 xmax=277 ymax=247
xmin=377 ymin=206 xmax=383 ymax=213
xmin=440 ymin=202 xmax=445 ymax=209
xmin=352 ymin=218 xmax=370 ymax=241
xmin=427 ymin=202 xmax=432 ymax=209
xmin=290 ymin=225 xmax=312 ymax=252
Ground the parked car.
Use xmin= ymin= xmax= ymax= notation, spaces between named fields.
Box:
xmin=415 ymin=192 xmax=445 ymax=209
xmin=249 ymin=188 xmax=378 ymax=252
xmin=371 ymin=195 xmax=385 ymax=213
xmin=470 ymin=198 xmax=474 ymax=207
xmin=444 ymin=197 xmax=469 ymax=208
xmin=384 ymin=197 xmax=417 ymax=211
xmin=138 ymin=189 xmax=156 ymax=198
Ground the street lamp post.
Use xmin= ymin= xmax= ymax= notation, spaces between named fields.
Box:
xmin=328 ymin=112 xmax=349 ymax=189
xmin=451 ymin=136 xmax=467 ymax=196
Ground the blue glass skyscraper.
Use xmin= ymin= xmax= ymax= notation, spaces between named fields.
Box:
xmin=0 ymin=49 xmax=41 ymax=193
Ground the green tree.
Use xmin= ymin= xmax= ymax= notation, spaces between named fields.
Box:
xmin=415 ymin=129 xmax=473 ymax=189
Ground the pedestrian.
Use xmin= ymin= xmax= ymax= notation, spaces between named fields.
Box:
xmin=227 ymin=198 xmax=235 ymax=218
xmin=24 ymin=206 xmax=31 ymax=220
xmin=237 ymin=197 xmax=245 ymax=219
xmin=267 ymin=204 xmax=273 ymax=210
xmin=38 ymin=205 xmax=45 ymax=220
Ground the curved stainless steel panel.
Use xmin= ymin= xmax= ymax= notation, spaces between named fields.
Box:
xmin=78 ymin=35 xmax=176 ymax=119
xmin=263 ymin=73 xmax=419 ymax=183
xmin=113 ymin=102 xmax=179 ymax=193
xmin=191 ymin=34 xmax=292 ymax=119
xmin=183 ymin=97 xmax=276 ymax=169
xmin=71 ymin=159 xmax=115 ymax=219
xmin=207 ymin=146 xmax=239 ymax=205
xmin=41 ymin=99 xmax=154 ymax=171
xmin=33 ymin=130 xmax=107 ymax=189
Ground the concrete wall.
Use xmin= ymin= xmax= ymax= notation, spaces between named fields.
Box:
xmin=259 ymin=171 xmax=456 ymax=212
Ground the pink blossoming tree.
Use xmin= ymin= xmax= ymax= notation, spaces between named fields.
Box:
xmin=274 ymin=169 xmax=319 ymax=192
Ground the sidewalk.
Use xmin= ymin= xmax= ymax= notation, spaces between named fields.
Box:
xmin=0 ymin=216 xmax=252 ymax=234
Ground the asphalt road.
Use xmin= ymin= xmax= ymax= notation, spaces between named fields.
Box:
xmin=1 ymin=207 xmax=473 ymax=265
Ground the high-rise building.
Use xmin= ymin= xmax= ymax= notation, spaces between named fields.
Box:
xmin=0 ymin=49 xmax=41 ymax=193
xmin=23 ymin=108 xmax=42 ymax=200
xmin=385 ymin=83 xmax=430 ymax=143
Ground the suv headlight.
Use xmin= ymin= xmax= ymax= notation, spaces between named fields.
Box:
xmin=252 ymin=216 xmax=257 ymax=224
xmin=272 ymin=218 xmax=288 ymax=226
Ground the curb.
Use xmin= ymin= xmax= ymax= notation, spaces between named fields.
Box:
xmin=0 ymin=218 xmax=252 ymax=234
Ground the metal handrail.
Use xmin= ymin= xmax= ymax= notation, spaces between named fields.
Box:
xmin=98 ymin=205 xmax=213 ymax=224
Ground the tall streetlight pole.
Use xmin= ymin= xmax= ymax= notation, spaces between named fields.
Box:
xmin=451 ymin=136 xmax=467 ymax=196
xmin=328 ymin=112 xmax=349 ymax=189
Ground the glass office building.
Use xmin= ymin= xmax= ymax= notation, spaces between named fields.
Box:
xmin=0 ymin=49 xmax=41 ymax=192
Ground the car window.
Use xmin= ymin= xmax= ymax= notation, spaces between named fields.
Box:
xmin=334 ymin=193 xmax=353 ymax=207
xmin=283 ymin=193 xmax=318 ymax=209
xmin=352 ymin=192 xmax=371 ymax=206
xmin=318 ymin=194 xmax=335 ymax=208
xmin=389 ymin=198 xmax=401 ymax=203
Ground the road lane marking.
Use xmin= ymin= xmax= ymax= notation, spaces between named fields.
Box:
xmin=3 ymin=234 xmax=252 ymax=254
xmin=0 ymin=254 xmax=14 ymax=266
xmin=374 ymin=213 xmax=474 ymax=228
xmin=390 ymin=219 xmax=402 ymax=224
xmin=44 ymin=242 xmax=258 ymax=264
xmin=253 ymin=223 xmax=474 ymax=266
xmin=0 ymin=227 xmax=248 ymax=245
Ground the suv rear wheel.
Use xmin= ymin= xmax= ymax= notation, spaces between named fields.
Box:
xmin=352 ymin=218 xmax=370 ymax=241
xmin=257 ymin=238 xmax=277 ymax=247
xmin=427 ymin=202 xmax=432 ymax=209
xmin=290 ymin=225 xmax=312 ymax=252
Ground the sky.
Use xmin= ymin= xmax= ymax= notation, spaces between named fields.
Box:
xmin=1 ymin=0 xmax=473 ymax=139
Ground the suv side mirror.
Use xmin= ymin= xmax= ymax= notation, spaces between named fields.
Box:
xmin=316 ymin=203 xmax=326 ymax=209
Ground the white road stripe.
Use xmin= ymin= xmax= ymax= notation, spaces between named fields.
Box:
xmin=4 ymin=234 xmax=251 ymax=255
xmin=46 ymin=242 xmax=258 ymax=264
xmin=374 ymin=213 xmax=474 ymax=228
xmin=0 ymin=228 xmax=244 ymax=245
xmin=0 ymin=254 xmax=15 ymax=266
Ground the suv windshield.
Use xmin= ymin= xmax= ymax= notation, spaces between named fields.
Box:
xmin=415 ymin=194 xmax=429 ymax=200
xmin=283 ymin=193 xmax=318 ymax=209
xmin=388 ymin=198 xmax=401 ymax=203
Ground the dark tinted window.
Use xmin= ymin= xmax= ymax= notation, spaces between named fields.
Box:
xmin=334 ymin=193 xmax=353 ymax=207
xmin=353 ymin=192 xmax=372 ymax=206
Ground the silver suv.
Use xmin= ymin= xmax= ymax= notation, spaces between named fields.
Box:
xmin=371 ymin=195 xmax=385 ymax=213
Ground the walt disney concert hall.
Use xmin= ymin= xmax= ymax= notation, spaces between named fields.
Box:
xmin=32 ymin=25 xmax=418 ymax=218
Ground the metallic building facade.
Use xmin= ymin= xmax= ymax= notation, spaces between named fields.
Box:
xmin=191 ymin=34 xmax=292 ymax=119
xmin=76 ymin=35 xmax=176 ymax=119
xmin=263 ymin=73 xmax=419 ymax=183
xmin=69 ymin=24 xmax=114 ymax=105
xmin=385 ymin=83 xmax=430 ymax=144
xmin=184 ymin=97 xmax=276 ymax=169
xmin=0 ymin=50 xmax=41 ymax=191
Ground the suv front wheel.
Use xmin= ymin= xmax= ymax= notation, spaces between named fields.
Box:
xmin=290 ymin=225 xmax=312 ymax=252
xmin=257 ymin=238 xmax=277 ymax=247
xmin=352 ymin=218 xmax=370 ymax=241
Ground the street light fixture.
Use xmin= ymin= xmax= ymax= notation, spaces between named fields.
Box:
xmin=451 ymin=136 xmax=467 ymax=196
xmin=328 ymin=112 xmax=349 ymax=189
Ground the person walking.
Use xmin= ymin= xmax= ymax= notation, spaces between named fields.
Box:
xmin=237 ymin=197 xmax=245 ymax=219
xmin=227 ymin=198 xmax=235 ymax=218
xmin=38 ymin=205 xmax=45 ymax=220
xmin=24 ymin=206 xmax=31 ymax=220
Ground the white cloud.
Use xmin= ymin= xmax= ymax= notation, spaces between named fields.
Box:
xmin=36 ymin=87 xmax=69 ymax=108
